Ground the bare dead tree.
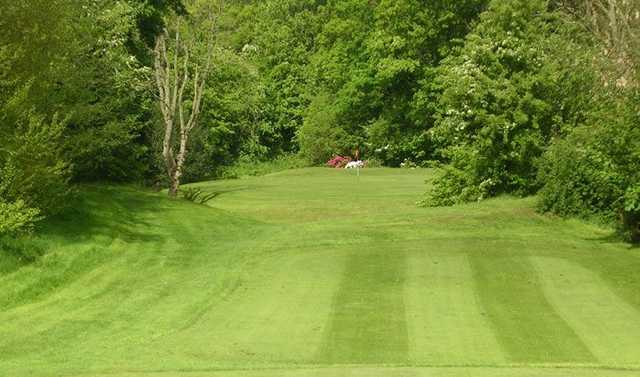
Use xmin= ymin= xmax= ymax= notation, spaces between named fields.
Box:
xmin=153 ymin=5 xmax=221 ymax=197
xmin=555 ymin=0 xmax=639 ymax=86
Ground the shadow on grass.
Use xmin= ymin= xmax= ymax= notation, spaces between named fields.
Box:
xmin=0 ymin=237 xmax=44 ymax=274
xmin=192 ymin=184 xmax=253 ymax=195
xmin=0 ymin=185 xmax=181 ymax=308
xmin=41 ymin=185 xmax=171 ymax=245
xmin=584 ymin=231 xmax=639 ymax=249
xmin=1 ymin=186 xmax=171 ymax=276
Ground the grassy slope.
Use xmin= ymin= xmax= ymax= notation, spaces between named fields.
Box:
xmin=0 ymin=168 xmax=639 ymax=377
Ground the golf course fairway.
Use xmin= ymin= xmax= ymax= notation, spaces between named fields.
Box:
xmin=1 ymin=168 xmax=639 ymax=376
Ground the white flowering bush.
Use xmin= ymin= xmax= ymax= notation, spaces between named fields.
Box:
xmin=423 ymin=0 xmax=597 ymax=206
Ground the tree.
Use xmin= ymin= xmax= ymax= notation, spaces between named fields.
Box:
xmin=0 ymin=0 xmax=73 ymax=235
xmin=539 ymin=0 xmax=640 ymax=241
xmin=553 ymin=0 xmax=639 ymax=86
xmin=154 ymin=5 xmax=220 ymax=197
xmin=300 ymin=0 xmax=488 ymax=165
xmin=422 ymin=0 xmax=597 ymax=205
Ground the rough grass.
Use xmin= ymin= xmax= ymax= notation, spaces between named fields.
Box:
xmin=1 ymin=168 xmax=639 ymax=377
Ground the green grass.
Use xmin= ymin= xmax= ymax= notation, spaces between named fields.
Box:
xmin=1 ymin=168 xmax=639 ymax=377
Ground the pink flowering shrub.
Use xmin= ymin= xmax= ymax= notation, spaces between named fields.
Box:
xmin=326 ymin=155 xmax=351 ymax=168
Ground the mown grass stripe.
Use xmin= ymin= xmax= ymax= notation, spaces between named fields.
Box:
xmin=4 ymin=169 xmax=640 ymax=376
xmin=532 ymin=257 xmax=640 ymax=365
xmin=405 ymin=250 xmax=506 ymax=365
xmin=320 ymin=249 xmax=409 ymax=364
xmin=468 ymin=253 xmax=595 ymax=363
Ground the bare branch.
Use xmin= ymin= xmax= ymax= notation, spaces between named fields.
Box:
xmin=153 ymin=7 xmax=222 ymax=197
xmin=170 ymin=24 xmax=181 ymax=122
xmin=177 ymin=45 xmax=190 ymax=135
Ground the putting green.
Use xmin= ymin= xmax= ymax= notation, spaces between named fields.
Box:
xmin=0 ymin=168 xmax=639 ymax=377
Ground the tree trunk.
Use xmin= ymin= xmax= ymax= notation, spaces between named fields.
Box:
xmin=170 ymin=131 xmax=189 ymax=198
xmin=169 ymin=175 xmax=180 ymax=197
xmin=153 ymin=11 xmax=216 ymax=198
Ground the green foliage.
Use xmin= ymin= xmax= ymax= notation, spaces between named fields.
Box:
xmin=0 ymin=89 xmax=64 ymax=239
xmin=419 ymin=147 xmax=494 ymax=206
xmin=0 ymin=201 xmax=41 ymax=236
xmin=538 ymin=94 xmax=640 ymax=241
xmin=623 ymin=185 xmax=640 ymax=242
xmin=232 ymin=0 xmax=489 ymax=166
xmin=424 ymin=0 xmax=596 ymax=205
xmin=1 ymin=0 xmax=159 ymax=183
xmin=538 ymin=131 xmax=622 ymax=219
xmin=1 ymin=0 xmax=638 ymax=245
xmin=364 ymin=157 xmax=384 ymax=168
xmin=0 ymin=105 xmax=70 ymax=221
xmin=366 ymin=0 xmax=489 ymax=164
xmin=59 ymin=1 xmax=157 ymax=182
xmin=0 ymin=0 xmax=181 ymax=235
xmin=126 ymin=0 xmax=187 ymax=49
xmin=419 ymin=0 xmax=638 ymax=243
xmin=313 ymin=0 xmax=490 ymax=166
xmin=297 ymin=93 xmax=350 ymax=164
xmin=232 ymin=0 xmax=324 ymax=156
xmin=624 ymin=185 xmax=640 ymax=214
xmin=182 ymin=49 xmax=270 ymax=183
xmin=221 ymin=154 xmax=308 ymax=179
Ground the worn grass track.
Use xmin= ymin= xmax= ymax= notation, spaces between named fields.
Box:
xmin=1 ymin=168 xmax=639 ymax=377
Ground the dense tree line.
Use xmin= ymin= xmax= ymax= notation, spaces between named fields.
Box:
xmin=0 ymin=0 xmax=638 ymax=241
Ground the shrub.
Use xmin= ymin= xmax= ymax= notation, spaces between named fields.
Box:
xmin=364 ymin=158 xmax=384 ymax=168
xmin=0 ymin=200 xmax=42 ymax=236
xmin=424 ymin=0 xmax=596 ymax=205
xmin=420 ymin=147 xmax=495 ymax=206
xmin=298 ymin=94 xmax=347 ymax=165
xmin=623 ymin=185 xmax=640 ymax=242
xmin=0 ymin=108 xmax=71 ymax=225
xmin=221 ymin=154 xmax=308 ymax=179
xmin=327 ymin=156 xmax=351 ymax=168
xmin=538 ymin=96 xmax=640 ymax=241
xmin=400 ymin=158 xmax=418 ymax=169
xmin=537 ymin=131 xmax=622 ymax=218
